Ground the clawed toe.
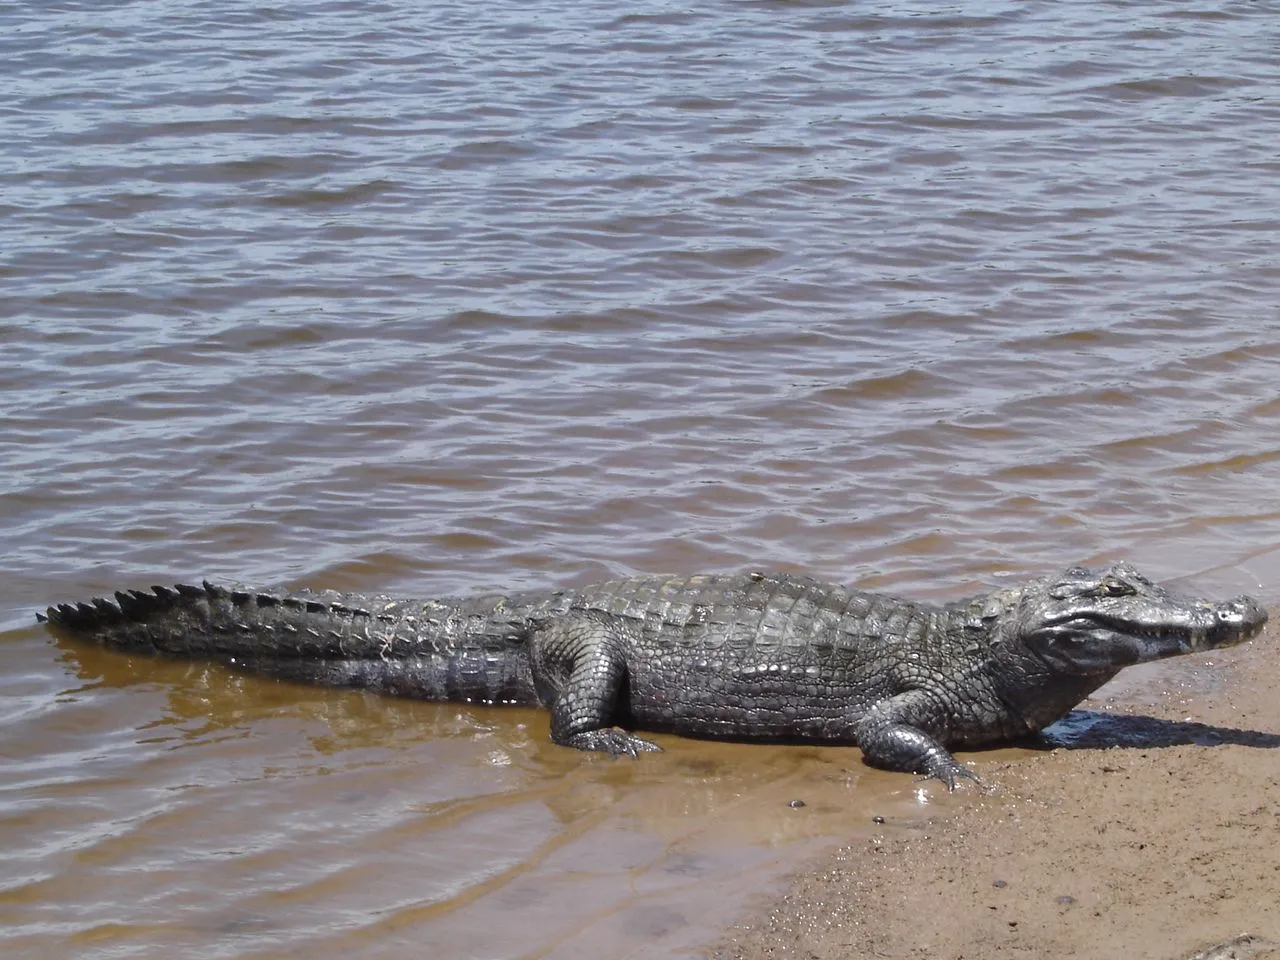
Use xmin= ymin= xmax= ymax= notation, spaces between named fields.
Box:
xmin=918 ymin=761 xmax=981 ymax=791
xmin=563 ymin=726 xmax=663 ymax=757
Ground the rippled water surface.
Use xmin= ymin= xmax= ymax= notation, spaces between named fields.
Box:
xmin=4 ymin=0 xmax=1280 ymax=956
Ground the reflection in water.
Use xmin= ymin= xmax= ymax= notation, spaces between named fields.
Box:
xmin=48 ymin=630 xmax=906 ymax=839
xmin=6 ymin=625 xmax=931 ymax=959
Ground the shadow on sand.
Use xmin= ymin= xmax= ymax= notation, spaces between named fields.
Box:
xmin=1035 ymin=709 xmax=1280 ymax=752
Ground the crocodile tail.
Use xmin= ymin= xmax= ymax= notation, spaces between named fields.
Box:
xmin=39 ymin=582 xmax=391 ymax=660
xmin=38 ymin=582 xmax=540 ymax=705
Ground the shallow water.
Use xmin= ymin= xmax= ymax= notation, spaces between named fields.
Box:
xmin=4 ymin=0 xmax=1280 ymax=956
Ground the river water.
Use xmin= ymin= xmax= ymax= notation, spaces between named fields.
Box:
xmin=3 ymin=1 xmax=1280 ymax=957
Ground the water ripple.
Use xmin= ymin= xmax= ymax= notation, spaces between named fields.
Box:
xmin=5 ymin=0 xmax=1280 ymax=956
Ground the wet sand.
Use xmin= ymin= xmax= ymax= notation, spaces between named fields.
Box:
xmin=711 ymin=619 xmax=1280 ymax=960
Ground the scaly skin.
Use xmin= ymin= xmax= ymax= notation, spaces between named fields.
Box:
xmin=39 ymin=563 xmax=1267 ymax=787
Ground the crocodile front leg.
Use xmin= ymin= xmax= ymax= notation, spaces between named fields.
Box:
xmin=855 ymin=691 xmax=980 ymax=790
xmin=530 ymin=613 xmax=662 ymax=757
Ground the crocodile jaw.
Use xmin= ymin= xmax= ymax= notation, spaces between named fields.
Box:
xmin=1019 ymin=566 xmax=1268 ymax=675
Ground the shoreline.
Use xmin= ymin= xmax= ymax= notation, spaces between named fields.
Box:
xmin=708 ymin=621 xmax=1280 ymax=960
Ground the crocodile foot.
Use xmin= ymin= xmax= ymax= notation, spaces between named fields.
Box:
xmin=563 ymin=727 xmax=663 ymax=757
xmin=918 ymin=757 xmax=982 ymax=792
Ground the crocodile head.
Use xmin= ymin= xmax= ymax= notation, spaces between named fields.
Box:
xmin=1014 ymin=562 xmax=1267 ymax=675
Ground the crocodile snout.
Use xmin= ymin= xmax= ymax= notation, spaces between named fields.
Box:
xmin=1213 ymin=596 xmax=1268 ymax=644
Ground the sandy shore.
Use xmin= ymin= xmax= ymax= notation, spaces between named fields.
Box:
xmin=710 ymin=620 xmax=1280 ymax=960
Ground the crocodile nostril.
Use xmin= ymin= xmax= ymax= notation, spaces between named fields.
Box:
xmin=1217 ymin=597 xmax=1268 ymax=632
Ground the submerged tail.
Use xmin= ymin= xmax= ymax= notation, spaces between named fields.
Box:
xmin=39 ymin=582 xmax=541 ymax=705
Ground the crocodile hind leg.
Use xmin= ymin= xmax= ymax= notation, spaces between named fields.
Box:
xmin=529 ymin=612 xmax=662 ymax=757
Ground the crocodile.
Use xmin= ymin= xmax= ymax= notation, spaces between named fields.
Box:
xmin=38 ymin=563 xmax=1267 ymax=787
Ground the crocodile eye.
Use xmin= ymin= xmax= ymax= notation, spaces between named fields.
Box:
xmin=1100 ymin=578 xmax=1133 ymax=598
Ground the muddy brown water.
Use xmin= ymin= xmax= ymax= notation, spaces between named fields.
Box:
xmin=3 ymin=1 xmax=1280 ymax=957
